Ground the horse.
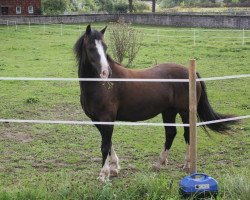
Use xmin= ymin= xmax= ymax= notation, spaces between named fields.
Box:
xmin=74 ymin=25 xmax=235 ymax=182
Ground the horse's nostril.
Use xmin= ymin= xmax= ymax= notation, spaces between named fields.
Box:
xmin=100 ymin=70 xmax=109 ymax=78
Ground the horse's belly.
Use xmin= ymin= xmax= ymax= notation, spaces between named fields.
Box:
xmin=116 ymin=100 xmax=168 ymax=121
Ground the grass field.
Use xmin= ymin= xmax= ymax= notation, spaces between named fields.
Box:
xmin=0 ymin=23 xmax=249 ymax=199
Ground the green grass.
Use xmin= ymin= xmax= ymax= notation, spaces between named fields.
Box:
xmin=0 ymin=23 xmax=249 ymax=199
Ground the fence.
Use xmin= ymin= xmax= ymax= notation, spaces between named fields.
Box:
xmin=1 ymin=22 xmax=250 ymax=46
xmin=0 ymin=61 xmax=249 ymax=174
xmin=0 ymin=19 xmax=17 ymax=30
xmin=0 ymin=22 xmax=249 ymax=174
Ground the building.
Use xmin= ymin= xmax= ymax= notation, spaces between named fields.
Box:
xmin=0 ymin=0 xmax=41 ymax=15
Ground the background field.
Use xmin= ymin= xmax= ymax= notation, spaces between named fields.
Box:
xmin=0 ymin=23 xmax=249 ymax=199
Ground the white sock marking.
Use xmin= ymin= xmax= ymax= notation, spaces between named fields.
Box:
xmin=183 ymin=144 xmax=190 ymax=169
xmin=159 ymin=147 xmax=169 ymax=164
xmin=110 ymin=146 xmax=120 ymax=176
xmin=154 ymin=147 xmax=169 ymax=170
xmin=99 ymin=156 xmax=110 ymax=182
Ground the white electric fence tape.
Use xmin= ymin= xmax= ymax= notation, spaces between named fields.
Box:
xmin=0 ymin=74 xmax=249 ymax=82
xmin=0 ymin=75 xmax=249 ymax=127
xmin=197 ymin=115 xmax=250 ymax=126
xmin=0 ymin=119 xmax=189 ymax=127
xmin=0 ymin=116 xmax=249 ymax=127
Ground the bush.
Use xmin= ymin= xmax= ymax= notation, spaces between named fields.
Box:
xmin=114 ymin=2 xmax=129 ymax=13
xmin=108 ymin=20 xmax=143 ymax=67
xmin=97 ymin=0 xmax=129 ymax=13
xmin=133 ymin=1 xmax=151 ymax=12
xmin=101 ymin=0 xmax=114 ymax=13
xmin=42 ymin=0 xmax=67 ymax=15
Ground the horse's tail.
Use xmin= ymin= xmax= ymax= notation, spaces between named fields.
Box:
xmin=196 ymin=73 xmax=237 ymax=133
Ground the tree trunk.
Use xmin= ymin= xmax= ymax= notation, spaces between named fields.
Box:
xmin=152 ymin=0 xmax=156 ymax=13
xmin=128 ymin=0 xmax=133 ymax=13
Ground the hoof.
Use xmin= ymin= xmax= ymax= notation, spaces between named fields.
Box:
xmin=110 ymin=169 xmax=119 ymax=177
xmin=110 ymin=162 xmax=120 ymax=177
xmin=180 ymin=163 xmax=190 ymax=172
xmin=98 ymin=174 xmax=110 ymax=183
xmin=98 ymin=169 xmax=110 ymax=183
xmin=153 ymin=161 xmax=166 ymax=171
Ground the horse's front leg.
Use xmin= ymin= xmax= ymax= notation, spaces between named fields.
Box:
xmin=110 ymin=146 xmax=120 ymax=177
xmin=96 ymin=124 xmax=113 ymax=182
xmin=96 ymin=125 xmax=120 ymax=182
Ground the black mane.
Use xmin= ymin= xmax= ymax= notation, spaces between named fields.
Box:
xmin=74 ymin=34 xmax=84 ymax=66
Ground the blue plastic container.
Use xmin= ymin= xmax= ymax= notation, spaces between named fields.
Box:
xmin=179 ymin=173 xmax=218 ymax=199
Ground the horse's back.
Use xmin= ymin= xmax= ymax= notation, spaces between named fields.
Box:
xmin=113 ymin=63 xmax=192 ymax=121
xmin=128 ymin=63 xmax=189 ymax=80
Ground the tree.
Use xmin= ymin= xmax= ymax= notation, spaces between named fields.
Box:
xmin=128 ymin=0 xmax=133 ymax=12
xmin=152 ymin=0 xmax=156 ymax=12
xmin=68 ymin=0 xmax=80 ymax=12
xmin=158 ymin=0 xmax=185 ymax=8
xmin=42 ymin=0 xmax=67 ymax=15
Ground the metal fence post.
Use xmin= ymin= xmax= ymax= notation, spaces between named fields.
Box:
xmin=242 ymin=29 xmax=245 ymax=46
xmin=61 ymin=23 xmax=63 ymax=36
xmin=193 ymin=30 xmax=196 ymax=46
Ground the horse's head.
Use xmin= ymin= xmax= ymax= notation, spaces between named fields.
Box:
xmin=81 ymin=24 xmax=111 ymax=78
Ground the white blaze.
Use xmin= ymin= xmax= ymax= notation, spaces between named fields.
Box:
xmin=95 ymin=40 xmax=109 ymax=78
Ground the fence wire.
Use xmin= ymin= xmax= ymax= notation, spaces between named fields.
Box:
xmin=0 ymin=75 xmax=249 ymax=127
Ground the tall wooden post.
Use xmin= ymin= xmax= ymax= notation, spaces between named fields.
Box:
xmin=189 ymin=59 xmax=197 ymax=174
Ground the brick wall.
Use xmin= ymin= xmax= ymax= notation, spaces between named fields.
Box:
xmin=0 ymin=0 xmax=41 ymax=15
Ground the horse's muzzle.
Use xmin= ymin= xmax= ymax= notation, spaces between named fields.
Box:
xmin=100 ymin=70 xmax=109 ymax=79
xmin=100 ymin=66 xmax=112 ymax=79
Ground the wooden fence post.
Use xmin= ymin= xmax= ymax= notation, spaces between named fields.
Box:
xmin=189 ymin=59 xmax=197 ymax=174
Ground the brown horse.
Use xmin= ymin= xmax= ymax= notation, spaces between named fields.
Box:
xmin=74 ymin=25 xmax=235 ymax=182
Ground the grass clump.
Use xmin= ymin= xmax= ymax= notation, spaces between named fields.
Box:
xmin=220 ymin=170 xmax=250 ymax=200
xmin=25 ymin=97 xmax=40 ymax=104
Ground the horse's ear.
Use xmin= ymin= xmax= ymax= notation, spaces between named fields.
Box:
xmin=86 ymin=24 xmax=91 ymax=35
xmin=100 ymin=26 xmax=107 ymax=35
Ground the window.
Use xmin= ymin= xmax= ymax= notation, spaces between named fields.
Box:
xmin=28 ymin=6 xmax=33 ymax=14
xmin=16 ymin=6 xmax=21 ymax=14
xmin=1 ymin=7 xmax=9 ymax=15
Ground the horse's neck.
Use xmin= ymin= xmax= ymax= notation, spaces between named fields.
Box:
xmin=109 ymin=61 xmax=130 ymax=78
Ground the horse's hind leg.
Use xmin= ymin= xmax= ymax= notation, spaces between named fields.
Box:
xmin=179 ymin=111 xmax=190 ymax=171
xmin=153 ymin=109 xmax=178 ymax=170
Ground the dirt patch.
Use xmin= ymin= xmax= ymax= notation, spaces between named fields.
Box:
xmin=32 ymin=159 xmax=68 ymax=172
xmin=41 ymin=103 xmax=86 ymax=121
xmin=32 ymin=159 xmax=89 ymax=172
xmin=0 ymin=165 xmax=5 ymax=172
xmin=32 ymin=163 xmax=53 ymax=172
xmin=216 ymin=159 xmax=233 ymax=165
xmin=0 ymin=131 xmax=33 ymax=143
